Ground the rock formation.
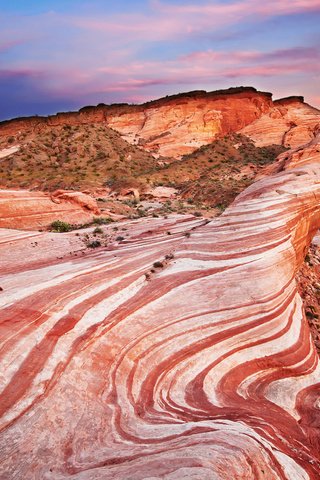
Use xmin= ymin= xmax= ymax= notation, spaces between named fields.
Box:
xmin=0 ymin=87 xmax=273 ymax=158
xmin=2 ymin=88 xmax=319 ymax=161
xmin=1 ymin=135 xmax=320 ymax=478
xmin=239 ymin=97 xmax=320 ymax=149
xmin=106 ymin=88 xmax=272 ymax=157
xmin=0 ymin=189 xmax=100 ymax=230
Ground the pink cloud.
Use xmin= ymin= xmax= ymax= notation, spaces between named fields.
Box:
xmin=153 ymin=0 xmax=320 ymax=18
xmin=0 ymin=40 xmax=26 ymax=53
xmin=67 ymin=1 xmax=320 ymax=61
xmin=2 ymin=2 xmax=319 ymax=118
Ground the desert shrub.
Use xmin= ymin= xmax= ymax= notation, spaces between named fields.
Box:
xmin=93 ymin=216 xmax=113 ymax=225
xmin=93 ymin=227 xmax=103 ymax=234
xmin=137 ymin=208 xmax=147 ymax=217
xmin=50 ymin=220 xmax=72 ymax=232
xmin=87 ymin=240 xmax=101 ymax=248
xmin=96 ymin=151 xmax=106 ymax=160
xmin=153 ymin=261 xmax=164 ymax=268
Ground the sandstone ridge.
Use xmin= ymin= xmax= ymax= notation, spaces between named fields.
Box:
xmin=0 ymin=87 xmax=273 ymax=157
xmin=2 ymin=87 xmax=318 ymax=159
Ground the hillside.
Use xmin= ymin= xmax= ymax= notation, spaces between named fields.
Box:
xmin=0 ymin=87 xmax=273 ymax=158
xmin=0 ymin=123 xmax=165 ymax=191
xmin=144 ymin=133 xmax=287 ymax=207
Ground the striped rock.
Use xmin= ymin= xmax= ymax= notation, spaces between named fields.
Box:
xmin=239 ymin=99 xmax=320 ymax=149
xmin=0 ymin=189 xmax=100 ymax=230
xmin=1 ymin=142 xmax=320 ymax=479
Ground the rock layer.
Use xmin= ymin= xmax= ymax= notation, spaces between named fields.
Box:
xmin=0 ymin=189 xmax=100 ymax=230
xmin=239 ymin=98 xmax=320 ymax=149
xmin=1 ymin=138 xmax=320 ymax=478
xmin=106 ymin=88 xmax=272 ymax=157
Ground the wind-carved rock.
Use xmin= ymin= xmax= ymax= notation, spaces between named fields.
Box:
xmin=239 ymin=97 xmax=320 ymax=149
xmin=0 ymin=189 xmax=100 ymax=229
xmin=106 ymin=88 xmax=272 ymax=157
xmin=1 ymin=140 xmax=320 ymax=479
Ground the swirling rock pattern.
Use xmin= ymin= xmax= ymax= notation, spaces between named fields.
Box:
xmin=1 ymin=147 xmax=320 ymax=479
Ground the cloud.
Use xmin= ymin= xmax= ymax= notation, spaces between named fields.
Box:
xmin=1 ymin=1 xmax=319 ymax=119
xmin=0 ymin=40 xmax=27 ymax=53
xmin=71 ymin=0 xmax=320 ymax=44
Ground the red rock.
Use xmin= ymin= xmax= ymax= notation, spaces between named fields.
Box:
xmin=50 ymin=190 xmax=100 ymax=215
xmin=106 ymin=88 xmax=272 ymax=157
xmin=144 ymin=186 xmax=177 ymax=199
xmin=239 ymin=97 xmax=320 ymax=148
xmin=0 ymin=189 xmax=100 ymax=230
xmin=1 ymin=137 xmax=320 ymax=478
xmin=0 ymin=87 xmax=273 ymax=159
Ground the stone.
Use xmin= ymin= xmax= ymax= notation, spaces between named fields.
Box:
xmin=1 ymin=136 xmax=320 ymax=478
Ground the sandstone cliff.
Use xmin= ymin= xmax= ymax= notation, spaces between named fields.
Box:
xmin=0 ymin=87 xmax=273 ymax=158
xmin=239 ymin=96 xmax=320 ymax=148
xmin=2 ymin=87 xmax=319 ymax=162
xmin=106 ymin=88 xmax=272 ymax=157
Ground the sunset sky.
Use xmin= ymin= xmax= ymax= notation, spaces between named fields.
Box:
xmin=1 ymin=0 xmax=320 ymax=120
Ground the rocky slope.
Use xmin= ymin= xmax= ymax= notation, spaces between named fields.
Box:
xmin=106 ymin=87 xmax=272 ymax=157
xmin=1 ymin=135 xmax=320 ymax=478
xmin=147 ymin=133 xmax=287 ymax=207
xmin=297 ymin=241 xmax=320 ymax=353
xmin=0 ymin=122 xmax=161 ymax=191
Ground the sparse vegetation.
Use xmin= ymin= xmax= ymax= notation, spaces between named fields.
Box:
xmin=93 ymin=216 xmax=114 ymax=225
xmin=87 ymin=240 xmax=101 ymax=248
xmin=153 ymin=261 xmax=164 ymax=268
xmin=0 ymin=125 xmax=286 ymax=220
xmin=50 ymin=220 xmax=72 ymax=232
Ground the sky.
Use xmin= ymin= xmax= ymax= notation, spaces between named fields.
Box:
xmin=1 ymin=0 xmax=320 ymax=120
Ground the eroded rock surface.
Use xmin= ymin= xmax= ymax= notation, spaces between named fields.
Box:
xmin=1 ymin=89 xmax=319 ymax=163
xmin=239 ymin=98 xmax=320 ymax=149
xmin=0 ymin=189 xmax=100 ymax=230
xmin=1 ymin=139 xmax=320 ymax=478
xmin=106 ymin=89 xmax=272 ymax=157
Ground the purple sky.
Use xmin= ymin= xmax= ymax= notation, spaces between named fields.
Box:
xmin=1 ymin=0 xmax=320 ymax=120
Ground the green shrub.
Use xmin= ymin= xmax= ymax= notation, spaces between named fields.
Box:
xmin=50 ymin=220 xmax=72 ymax=232
xmin=153 ymin=261 xmax=164 ymax=268
xmin=87 ymin=240 xmax=101 ymax=248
